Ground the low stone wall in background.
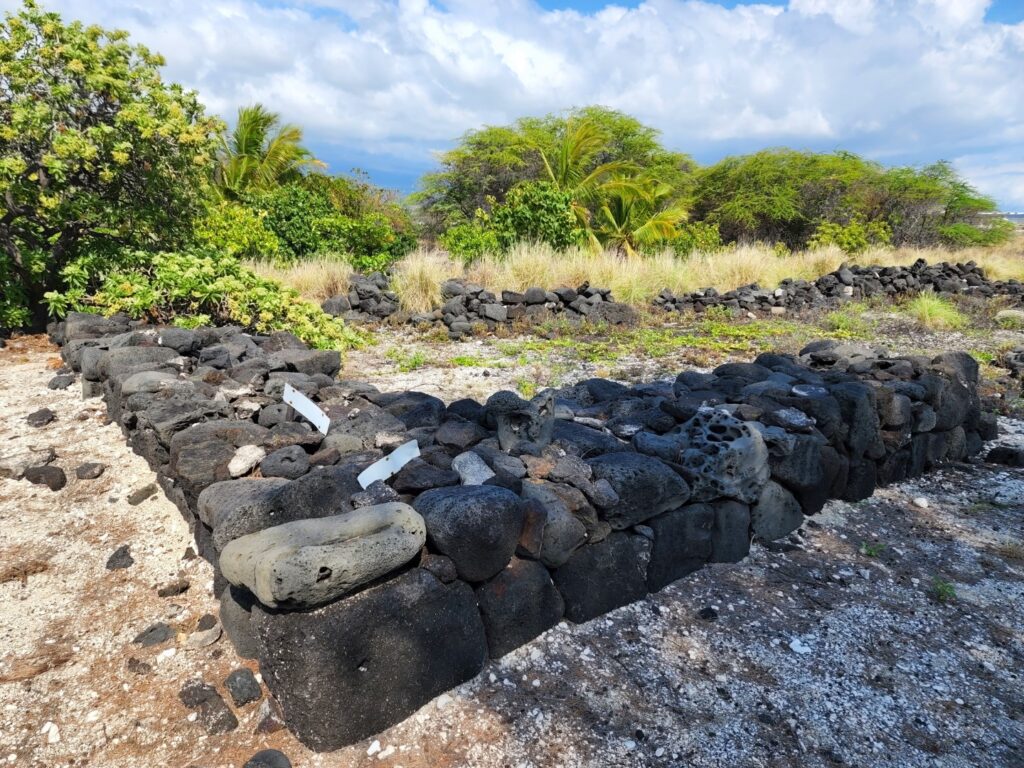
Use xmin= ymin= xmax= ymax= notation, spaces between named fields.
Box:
xmin=322 ymin=259 xmax=1024 ymax=337
xmin=50 ymin=311 xmax=995 ymax=751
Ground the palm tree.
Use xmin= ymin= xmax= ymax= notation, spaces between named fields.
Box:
xmin=534 ymin=116 xmax=634 ymax=248
xmin=594 ymin=175 xmax=689 ymax=258
xmin=214 ymin=105 xmax=323 ymax=199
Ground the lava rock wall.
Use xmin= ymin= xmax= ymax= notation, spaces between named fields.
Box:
xmin=323 ymin=259 xmax=1023 ymax=337
xmin=50 ymin=312 xmax=995 ymax=751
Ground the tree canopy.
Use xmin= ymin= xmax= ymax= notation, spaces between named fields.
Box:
xmin=0 ymin=0 xmax=221 ymax=326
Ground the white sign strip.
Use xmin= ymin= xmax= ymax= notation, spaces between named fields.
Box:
xmin=357 ymin=439 xmax=421 ymax=489
xmin=282 ymin=383 xmax=331 ymax=436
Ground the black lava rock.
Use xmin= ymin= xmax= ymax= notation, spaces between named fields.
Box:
xmin=178 ymin=679 xmax=238 ymax=735
xmin=552 ymin=533 xmax=650 ymax=623
xmin=47 ymin=375 xmax=75 ymax=390
xmin=127 ymin=483 xmax=158 ymax=505
xmin=133 ymin=622 xmax=173 ymax=647
xmin=986 ymin=445 xmax=1024 ymax=467
xmin=23 ymin=464 xmax=66 ymax=491
xmin=252 ymin=569 xmax=487 ymax=751
xmin=105 ymin=544 xmax=134 ymax=570
xmin=260 ymin=444 xmax=310 ymax=480
xmin=26 ymin=408 xmax=56 ymax=428
xmin=224 ymin=667 xmax=262 ymax=707
xmin=75 ymin=462 xmax=106 ymax=480
xmin=475 ymin=557 xmax=564 ymax=658
xmin=244 ymin=750 xmax=292 ymax=768
xmin=413 ymin=485 xmax=524 ymax=582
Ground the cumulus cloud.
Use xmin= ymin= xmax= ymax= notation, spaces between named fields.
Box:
xmin=4 ymin=0 xmax=1022 ymax=205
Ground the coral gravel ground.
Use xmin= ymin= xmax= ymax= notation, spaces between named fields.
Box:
xmin=1 ymin=331 xmax=1023 ymax=768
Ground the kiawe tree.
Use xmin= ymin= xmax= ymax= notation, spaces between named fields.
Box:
xmin=214 ymin=104 xmax=323 ymax=199
xmin=0 ymin=0 xmax=221 ymax=327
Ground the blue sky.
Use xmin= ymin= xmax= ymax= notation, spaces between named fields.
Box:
xmin=7 ymin=0 xmax=1024 ymax=207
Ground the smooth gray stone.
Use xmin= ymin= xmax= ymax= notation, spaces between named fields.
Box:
xmin=220 ymin=503 xmax=426 ymax=609
xmin=119 ymin=371 xmax=180 ymax=396
xmin=451 ymin=451 xmax=496 ymax=486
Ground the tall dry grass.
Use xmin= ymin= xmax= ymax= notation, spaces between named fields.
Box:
xmin=247 ymin=255 xmax=353 ymax=302
xmin=258 ymin=238 xmax=1024 ymax=312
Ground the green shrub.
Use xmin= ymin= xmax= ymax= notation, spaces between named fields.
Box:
xmin=324 ymin=212 xmax=417 ymax=272
xmin=195 ymin=201 xmax=281 ymax=260
xmin=491 ymin=181 xmax=584 ymax=251
xmin=45 ymin=249 xmax=364 ymax=350
xmin=248 ymin=184 xmax=338 ymax=260
xmin=808 ymin=216 xmax=891 ymax=254
xmin=0 ymin=1 xmax=221 ymax=327
xmin=438 ymin=214 xmax=501 ymax=263
xmin=938 ymin=219 xmax=1015 ymax=248
xmin=672 ymin=221 xmax=722 ymax=256
xmin=246 ymin=183 xmax=415 ymax=269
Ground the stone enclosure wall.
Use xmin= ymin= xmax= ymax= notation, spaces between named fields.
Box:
xmin=50 ymin=311 xmax=994 ymax=751
xmin=324 ymin=259 xmax=1024 ymax=337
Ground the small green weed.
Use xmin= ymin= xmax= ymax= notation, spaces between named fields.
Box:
xmin=859 ymin=540 xmax=887 ymax=558
xmin=515 ymin=378 xmax=539 ymax=398
xmin=931 ymin=577 xmax=957 ymax=603
xmin=823 ymin=302 xmax=873 ymax=338
xmin=386 ymin=347 xmax=428 ymax=372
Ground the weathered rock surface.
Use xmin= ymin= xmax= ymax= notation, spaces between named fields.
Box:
xmin=586 ymin=452 xmax=690 ymax=529
xmin=253 ymin=569 xmax=487 ymax=750
xmin=552 ymin=533 xmax=650 ymax=623
xmin=414 ymin=486 xmax=524 ymax=582
xmin=476 ymin=557 xmax=565 ymax=658
xmin=220 ymin=503 xmax=426 ymax=609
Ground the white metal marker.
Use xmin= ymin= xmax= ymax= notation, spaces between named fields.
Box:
xmin=282 ymin=383 xmax=331 ymax=436
xmin=357 ymin=439 xmax=421 ymax=489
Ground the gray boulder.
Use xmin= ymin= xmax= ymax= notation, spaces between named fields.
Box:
xmin=646 ymin=504 xmax=714 ymax=592
xmin=586 ymin=452 xmax=690 ymax=529
xmin=487 ymin=390 xmax=555 ymax=452
xmin=260 ymin=445 xmax=310 ymax=480
xmin=552 ymin=533 xmax=650 ymax=623
xmin=672 ymin=407 xmax=770 ymax=503
xmin=220 ymin=503 xmax=426 ymax=609
xmin=750 ymin=480 xmax=803 ymax=541
xmin=414 ymin=486 xmax=524 ymax=582
xmin=475 ymin=557 xmax=564 ymax=658
xmin=451 ymin=451 xmax=496 ymax=485
xmin=710 ymin=500 xmax=751 ymax=563
xmin=521 ymin=481 xmax=587 ymax=567
xmin=253 ymin=569 xmax=487 ymax=750
xmin=198 ymin=479 xmax=291 ymax=551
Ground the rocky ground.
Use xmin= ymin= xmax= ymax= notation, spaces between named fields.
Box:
xmin=1 ymin=329 xmax=1023 ymax=768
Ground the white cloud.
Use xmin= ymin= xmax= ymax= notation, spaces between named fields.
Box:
xmin=3 ymin=0 xmax=1022 ymax=205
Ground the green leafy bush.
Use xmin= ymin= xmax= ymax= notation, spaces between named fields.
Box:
xmin=938 ymin=219 xmax=1014 ymax=248
xmin=325 ymin=212 xmax=417 ymax=273
xmin=438 ymin=212 xmax=501 ymax=263
xmin=0 ymin=1 xmax=221 ymax=327
xmin=45 ymin=249 xmax=364 ymax=350
xmin=672 ymin=221 xmax=722 ymax=256
xmin=195 ymin=201 xmax=280 ymax=260
xmin=246 ymin=181 xmax=416 ymax=269
xmin=491 ymin=182 xmax=584 ymax=251
xmin=247 ymin=184 xmax=338 ymax=260
xmin=808 ymin=216 xmax=891 ymax=254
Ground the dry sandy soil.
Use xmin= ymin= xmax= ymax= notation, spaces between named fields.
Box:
xmin=1 ymin=332 xmax=1022 ymax=768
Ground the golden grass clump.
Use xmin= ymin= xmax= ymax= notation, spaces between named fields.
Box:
xmin=390 ymin=249 xmax=459 ymax=312
xmin=257 ymin=234 xmax=1024 ymax=313
xmin=246 ymin=255 xmax=353 ymax=302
